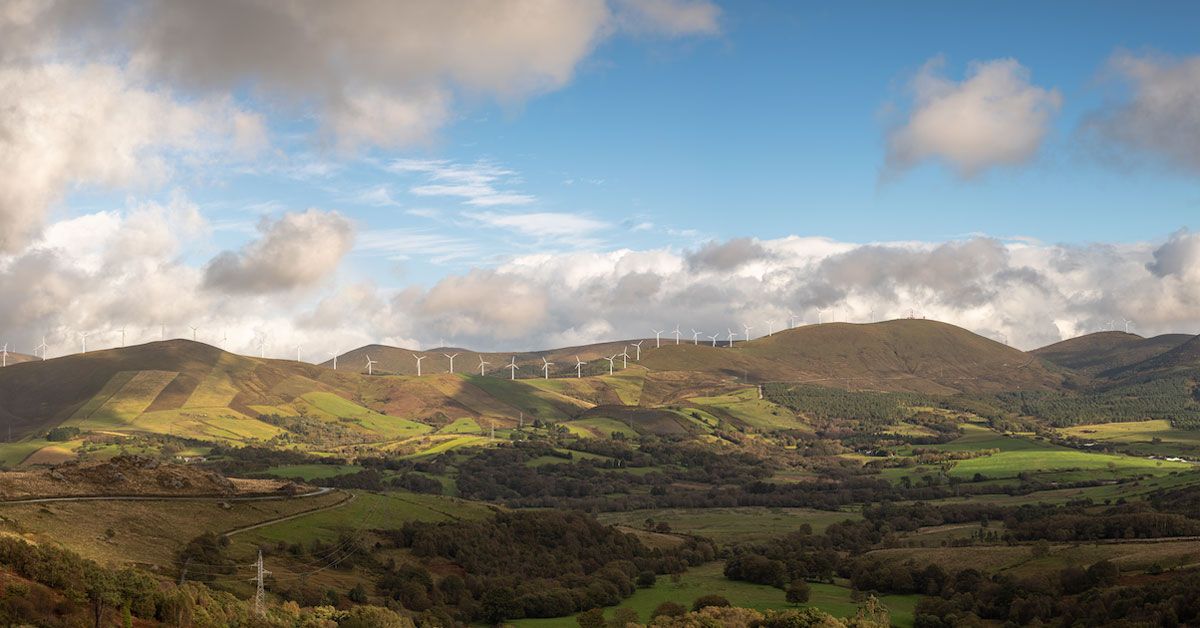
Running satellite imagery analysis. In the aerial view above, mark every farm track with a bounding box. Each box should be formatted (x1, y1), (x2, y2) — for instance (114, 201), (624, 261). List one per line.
(223, 489), (355, 537)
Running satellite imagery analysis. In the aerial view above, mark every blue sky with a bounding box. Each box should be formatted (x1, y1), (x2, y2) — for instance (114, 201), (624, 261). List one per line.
(5, 0), (1200, 354)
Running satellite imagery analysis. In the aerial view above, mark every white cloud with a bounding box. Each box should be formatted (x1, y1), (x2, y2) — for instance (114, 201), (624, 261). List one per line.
(614, 0), (721, 36)
(203, 209), (355, 294)
(0, 62), (262, 252)
(391, 159), (536, 207)
(885, 57), (1062, 178)
(1086, 52), (1200, 172)
(464, 211), (609, 239)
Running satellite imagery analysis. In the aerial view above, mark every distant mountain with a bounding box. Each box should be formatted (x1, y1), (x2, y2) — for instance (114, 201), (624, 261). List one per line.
(1100, 334), (1200, 383)
(335, 319), (1066, 395)
(1032, 331), (1194, 376)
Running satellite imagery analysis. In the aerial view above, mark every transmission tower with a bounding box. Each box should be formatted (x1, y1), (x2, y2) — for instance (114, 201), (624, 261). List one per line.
(253, 550), (271, 616)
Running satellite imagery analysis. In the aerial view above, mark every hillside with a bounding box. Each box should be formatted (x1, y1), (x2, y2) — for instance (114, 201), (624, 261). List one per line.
(639, 319), (1065, 394)
(1102, 334), (1200, 382)
(1032, 331), (1194, 376)
(328, 339), (649, 378)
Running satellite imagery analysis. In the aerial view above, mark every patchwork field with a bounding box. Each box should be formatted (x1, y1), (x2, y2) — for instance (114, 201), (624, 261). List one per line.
(596, 507), (861, 543)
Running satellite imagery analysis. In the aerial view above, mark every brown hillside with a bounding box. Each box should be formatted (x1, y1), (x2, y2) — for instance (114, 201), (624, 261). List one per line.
(1032, 331), (1194, 376)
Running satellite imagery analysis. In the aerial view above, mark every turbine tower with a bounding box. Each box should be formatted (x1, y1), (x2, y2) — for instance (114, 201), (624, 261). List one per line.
(631, 340), (643, 361)
(707, 333), (718, 347)
(258, 335), (267, 358)
(414, 354), (426, 376)
(295, 345), (301, 362)
(329, 351), (339, 370)
(1123, 318), (1134, 334)
(35, 337), (47, 361)
(742, 323), (753, 342)
(788, 313), (800, 328)
(190, 325), (199, 342)
(541, 357), (554, 379)
(691, 329), (702, 344)
(652, 329), (664, 349)
(672, 325), (681, 345)
(1, 344), (7, 367)
(620, 348), (629, 369)
(765, 320), (775, 336)
(726, 328), (737, 347)
(604, 355), (616, 376)
(79, 331), (91, 354)
(444, 353), (459, 374)
(574, 355), (584, 378)
(478, 356), (490, 376)
(505, 357), (518, 380)
(365, 355), (377, 375)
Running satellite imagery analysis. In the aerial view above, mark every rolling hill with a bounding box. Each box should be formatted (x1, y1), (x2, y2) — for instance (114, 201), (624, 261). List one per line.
(1032, 331), (1195, 376)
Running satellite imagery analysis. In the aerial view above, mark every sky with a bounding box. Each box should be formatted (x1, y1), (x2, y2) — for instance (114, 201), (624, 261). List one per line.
(1, 0), (1200, 358)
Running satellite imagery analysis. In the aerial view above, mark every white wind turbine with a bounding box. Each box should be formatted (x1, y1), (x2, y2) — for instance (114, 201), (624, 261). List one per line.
(604, 355), (616, 375)
(35, 337), (47, 361)
(765, 320), (775, 336)
(329, 351), (339, 370)
(726, 328), (737, 347)
(1123, 318), (1134, 334)
(1, 344), (7, 367)
(788, 313), (800, 328)
(258, 335), (267, 358)
(478, 356), (490, 376)
(505, 357), (519, 380)
(620, 347), (629, 369)
(365, 355), (377, 375)
(444, 353), (459, 374)
(118, 326), (127, 348)
(295, 345), (302, 362)
(743, 323), (753, 342)
(631, 340), (643, 361)
(541, 357), (554, 379)
(189, 325), (199, 342)
(691, 329), (702, 345)
(414, 354), (426, 376)
(707, 333), (718, 347)
(79, 331), (92, 354)
(574, 356), (584, 378)
(672, 325), (681, 345)
(652, 328), (664, 349)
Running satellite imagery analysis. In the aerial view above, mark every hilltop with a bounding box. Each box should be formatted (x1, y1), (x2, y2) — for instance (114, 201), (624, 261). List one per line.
(1032, 331), (1195, 376)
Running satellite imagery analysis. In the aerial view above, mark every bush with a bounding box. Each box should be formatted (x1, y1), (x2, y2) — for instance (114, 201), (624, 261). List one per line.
(636, 571), (656, 588)
(786, 580), (811, 604)
(691, 594), (731, 611)
(651, 601), (687, 618)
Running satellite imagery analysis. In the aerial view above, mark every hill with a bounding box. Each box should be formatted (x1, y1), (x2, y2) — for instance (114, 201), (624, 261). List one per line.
(1032, 331), (1194, 376)
(1101, 334), (1200, 382)
(638, 319), (1065, 394)
(2, 351), (38, 366)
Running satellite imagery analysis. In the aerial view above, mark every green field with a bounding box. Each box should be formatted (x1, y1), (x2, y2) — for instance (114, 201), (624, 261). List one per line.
(262, 464), (365, 480)
(559, 417), (638, 438)
(299, 392), (431, 439)
(510, 562), (916, 627)
(948, 448), (1189, 481)
(1060, 420), (1200, 457)
(596, 507), (861, 543)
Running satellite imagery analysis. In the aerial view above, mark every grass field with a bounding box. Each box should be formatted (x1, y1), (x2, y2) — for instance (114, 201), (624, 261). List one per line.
(299, 392), (430, 439)
(510, 562), (916, 627)
(262, 464), (365, 480)
(559, 417), (638, 439)
(438, 417), (482, 434)
(1060, 420), (1200, 457)
(947, 449), (1189, 481)
(596, 507), (861, 543)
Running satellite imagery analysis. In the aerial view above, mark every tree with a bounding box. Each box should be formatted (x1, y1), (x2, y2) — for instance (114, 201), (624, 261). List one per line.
(636, 571), (657, 588)
(692, 594), (731, 611)
(577, 607), (606, 628)
(609, 607), (639, 627)
(786, 580), (811, 605)
(481, 587), (521, 624)
(651, 601), (687, 619)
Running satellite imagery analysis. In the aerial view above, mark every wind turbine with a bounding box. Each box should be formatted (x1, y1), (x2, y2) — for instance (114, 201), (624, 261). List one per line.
(189, 325), (199, 342)
(707, 333), (718, 347)
(1, 344), (7, 367)
(79, 331), (91, 354)
(691, 329), (702, 345)
(505, 357), (518, 380)
(574, 355), (584, 378)
(35, 337), (47, 361)
(541, 357), (554, 379)
(478, 356), (490, 376)
(788, 313), (800, 328)
(604, 355), (616, 376)
(258, 335), (267, 358)
(765, 320), (775, 336)
(743, 323), (753, 343)
(726, 328), (737, 347)
(329, 351), (339, 370)
(672, 325), (681, 345)
(365, 355), (377, 375)
(652, 329), (664, 349)
(631, 341), (643, 361)
(444, 353), (459, 374)
(1123, 318), (1134, 334)
(118, 326), (126, 348)
(414, 354), (426, 376)
(295, 345), (302, 362)
(620, 348), (629, 369)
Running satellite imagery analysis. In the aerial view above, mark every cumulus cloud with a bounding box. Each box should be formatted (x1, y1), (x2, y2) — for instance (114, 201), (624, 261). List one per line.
(885, 57), (1062, 178)
(1086, 52), (1200, 172)
(0, 62), (262, 252)
(203, 209), (355, 294)
(687, 238), (771, 270)
(417, 270), (549, 340)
